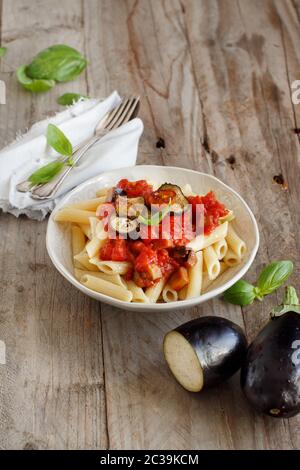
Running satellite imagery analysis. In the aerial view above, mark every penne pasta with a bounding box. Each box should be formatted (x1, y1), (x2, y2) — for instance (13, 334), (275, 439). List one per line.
(182, 183), (196, 197)
(95, 187), (110, 198)
(162, 284), (179, 303)
(72, 225), (86, 269)
(78, 223), (92, 240)
(81, 274), (133, 302)
(88, 217), (108, 241)
(54, 208), (96, 225)
(85, 236), (107, 259)
(219, 210), (235, 223)
(223, 248), (241, 267)
(226, 223), (247, 259)
(145, 278), (166, 304)
(125, 280), (150, 303)
(65, 197), (106, 211)
(202, 262), (228, 292)
(96, 221), (108, 240)
(89, 217), (99, 239)
(89, 257), (132, 275)
(74, 268), (127, 287)
(187, 222), (228, 252)
(73, 250), (99, 271)
(178, 285), (188, 300)
(213, 238), (228, 260)
(186, 251), (203, 299)
(203, 246), (221, 280)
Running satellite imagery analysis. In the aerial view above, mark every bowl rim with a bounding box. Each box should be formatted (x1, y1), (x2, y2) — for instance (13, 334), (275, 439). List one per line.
(46, 165), (260, 310)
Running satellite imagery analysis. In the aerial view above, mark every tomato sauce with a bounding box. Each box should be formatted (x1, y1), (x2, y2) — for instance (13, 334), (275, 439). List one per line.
(99, 181), (229, 288)
(117, 179), (153, 198)
(188, 191), (228, 235)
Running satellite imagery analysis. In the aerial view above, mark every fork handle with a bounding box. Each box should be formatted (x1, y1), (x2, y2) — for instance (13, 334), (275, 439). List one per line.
(31, 132), (105, 200)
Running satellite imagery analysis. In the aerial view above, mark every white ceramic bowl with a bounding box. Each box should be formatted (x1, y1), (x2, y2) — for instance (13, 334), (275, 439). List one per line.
(46, 165), (259, 311)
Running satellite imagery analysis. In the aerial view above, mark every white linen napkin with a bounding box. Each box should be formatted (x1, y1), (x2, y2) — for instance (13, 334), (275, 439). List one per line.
(0, 91), (143, 220)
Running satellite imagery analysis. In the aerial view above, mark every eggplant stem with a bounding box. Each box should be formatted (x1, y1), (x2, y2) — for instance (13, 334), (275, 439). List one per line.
(271, 286), (300, 318)
(283, 285), (299, 305)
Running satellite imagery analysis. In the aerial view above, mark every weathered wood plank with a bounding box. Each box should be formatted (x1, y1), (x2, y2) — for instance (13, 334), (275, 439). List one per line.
(1, 0), (300, 450)
(0, 0), (107, 450)
(83, 0), (253, 450)
(184, 0), (300, 448)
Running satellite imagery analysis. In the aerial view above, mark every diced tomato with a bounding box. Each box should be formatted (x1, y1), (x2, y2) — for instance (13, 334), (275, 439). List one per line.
(168, 212), (194, 246)
(157, 248), (179, 278)
(152, 238), (174, 250)
(128, 240), (146, 254)
(133, 245), (161, 288)
(100, 239), (130, 262)
(135, 245), (158, 273)
(124, 267), (134, 281)
(116, 179), (153, 198)
(188, 191), (228, 235)
(145, 189), (176, 206)
(138, 211), (194, 246)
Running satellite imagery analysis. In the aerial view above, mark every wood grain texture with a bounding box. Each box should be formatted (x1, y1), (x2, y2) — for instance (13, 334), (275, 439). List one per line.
(0, 0), (300, 449)
(0, 0), (107, 450)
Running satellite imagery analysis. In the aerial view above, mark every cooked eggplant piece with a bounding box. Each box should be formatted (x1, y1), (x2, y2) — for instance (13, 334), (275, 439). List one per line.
(241, 286), (300, 418)
(106, 186), (127, 202)
(170, 246), (195, 265)
(148, 183), (189, 213)
(168, 267), (189, 291)
(115, 195), (146, 218)
(164, 316), (247, 392)
(109, 215), (139, 236)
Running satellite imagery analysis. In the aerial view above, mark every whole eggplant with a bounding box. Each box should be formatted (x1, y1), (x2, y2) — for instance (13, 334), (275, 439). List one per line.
(164, 316), (247, 392)
(241, 286), (300, 418)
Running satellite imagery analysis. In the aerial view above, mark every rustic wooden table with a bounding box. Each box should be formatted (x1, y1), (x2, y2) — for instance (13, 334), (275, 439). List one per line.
(1, 0), (300, 450)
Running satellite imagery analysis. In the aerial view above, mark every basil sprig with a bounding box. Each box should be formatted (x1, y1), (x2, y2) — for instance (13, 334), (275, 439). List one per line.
(17, 65), (55, 93)
(223, 260), (294, 306)
(0, 47), (7, 58)
(28, 124), (73, 185)
(138, 206), (172, 226)
(57, 93), (88, 106)
(256, 261), (293, 296)
(26, 45), (87, 82)
(28, 161), (65, 185)
(46, 124), (72, 157)
(17, 44), (87, 93)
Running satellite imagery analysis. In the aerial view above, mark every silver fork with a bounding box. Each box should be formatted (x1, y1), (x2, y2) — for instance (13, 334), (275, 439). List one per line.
(17, 96), (140, 199)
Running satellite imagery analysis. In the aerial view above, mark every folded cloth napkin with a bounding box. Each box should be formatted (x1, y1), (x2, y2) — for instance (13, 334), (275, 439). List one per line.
(0, 91), (143, 220)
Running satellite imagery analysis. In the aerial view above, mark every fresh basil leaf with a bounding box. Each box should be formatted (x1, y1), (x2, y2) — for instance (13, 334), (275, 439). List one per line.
(26, 44), (87, 83)
(17, 65), (55, 93)
(57, 93), (88, 105)
(256, 260), (293, 296)
(0, 47), (7, 58)
(138, 206), (172, 226)
(47, 124), (73, 157)
(223, 280), (256, 306)
(28, 160), (65, 185)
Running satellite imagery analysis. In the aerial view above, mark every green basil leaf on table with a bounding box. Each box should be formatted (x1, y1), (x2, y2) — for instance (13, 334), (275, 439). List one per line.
(28, 161), (65, 185)
(47, 124), (73, 157)
(223, 280), (256, 306)
(0, 47), (7, 58)
(57, 92), (88, 105)
(26, 44), (87, 83)
(256, 260), (294, 296)
(17, 65), (55, 93)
